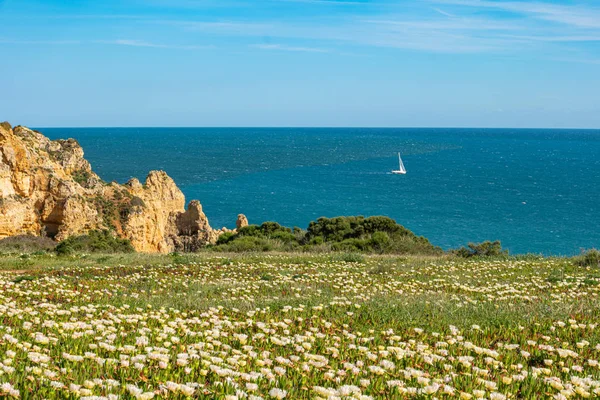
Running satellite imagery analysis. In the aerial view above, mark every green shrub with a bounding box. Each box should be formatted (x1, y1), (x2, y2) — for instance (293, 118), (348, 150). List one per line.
(55, 230), (135, 255)
(93, 196), (118, 229)
(216, 232), (236, 245)
(72, 169), (92, 187)
(260, 221), (290, 235)
(270, 230), (296, 243)
(237, 225), (263, 238)
(211, 215), (440, 255)
(370, 231), (391, 252)
(215, 236), (273, 252)
(309, 236), (324, 245)
(454, 240), (508, 258)
(12, 275), (36, 284)
(331, 252), (365, 263)
(574, 249), (600, 268)
(306, 216), (410, 242)
(331, 238), (369, 252)
(0, 235), (56, 253)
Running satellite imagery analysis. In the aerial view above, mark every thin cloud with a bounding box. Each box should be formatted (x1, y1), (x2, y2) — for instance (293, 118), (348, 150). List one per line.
(363, 18), (521, 31)
(96, 39), (213, 50)
(432, 7), (455, 18)
(277, 0), (370, 4)
(434, 0), (600, 28)
(251, 43), (329, 52)
(0, 38), (81, 45)
(497, 34), (600, 43)
(176, 18), (524, 53)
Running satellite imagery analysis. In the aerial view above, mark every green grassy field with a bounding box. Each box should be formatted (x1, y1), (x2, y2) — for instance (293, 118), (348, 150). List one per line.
(1, 252), (599, 399)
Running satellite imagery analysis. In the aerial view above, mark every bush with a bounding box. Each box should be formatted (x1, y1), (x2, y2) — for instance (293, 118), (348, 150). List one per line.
(210, 215), (441, 255)
(574, 249), (600, 268)
(55, 230), (135, 255)
(72, 169), (92, 187)
(0, 235), (56, 253)
(331, 238), (369, 252)
(331, 252), (365, 263)
(370, 231), (391, 252)
(270, 230), (296, 243)
(236, 225), (263, 238)
(12, 275), (36, 284)
(216, 236), (273, 252)
(454, 240), (508, 258)
(216, 232), (236, 245)
(306, 216), (410, 242)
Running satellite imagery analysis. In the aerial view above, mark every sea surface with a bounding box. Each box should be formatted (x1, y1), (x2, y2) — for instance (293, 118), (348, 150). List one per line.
(41, 127), (600, 255)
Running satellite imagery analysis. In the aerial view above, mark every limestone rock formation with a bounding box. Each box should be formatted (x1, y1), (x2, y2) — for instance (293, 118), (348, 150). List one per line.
(236, 214), (249, 229)
(0, 122), (237, 253)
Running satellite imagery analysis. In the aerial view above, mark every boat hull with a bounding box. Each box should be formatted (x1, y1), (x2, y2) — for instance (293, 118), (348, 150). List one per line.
(391, 170), (406, 175)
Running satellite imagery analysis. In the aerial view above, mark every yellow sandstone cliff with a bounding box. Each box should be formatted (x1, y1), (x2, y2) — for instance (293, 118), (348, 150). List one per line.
(0, 122), (241, 253)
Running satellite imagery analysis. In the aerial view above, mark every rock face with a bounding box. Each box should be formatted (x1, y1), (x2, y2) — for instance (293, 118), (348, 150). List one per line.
(236, 214), (249, 229)
(0, 122), (237, 253)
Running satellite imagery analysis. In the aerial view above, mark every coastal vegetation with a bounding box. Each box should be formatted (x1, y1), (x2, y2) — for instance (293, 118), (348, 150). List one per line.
(452, 240), (508, 259)
(54, 230), (136, 256)
(0, 251), (600, 399)
(574, 249), (600, 268)
(1, 215), (442, 256)
(215, 216), (441, 255)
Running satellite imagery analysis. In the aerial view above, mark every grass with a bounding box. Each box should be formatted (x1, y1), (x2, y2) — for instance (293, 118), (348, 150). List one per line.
(0, 252), (599, 399)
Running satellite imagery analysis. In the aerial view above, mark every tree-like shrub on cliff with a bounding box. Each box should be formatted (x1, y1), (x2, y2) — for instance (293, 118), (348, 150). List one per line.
(453, 240), (508, 258)
(72, 169), (93, 188)
(55, 230), (135, 255)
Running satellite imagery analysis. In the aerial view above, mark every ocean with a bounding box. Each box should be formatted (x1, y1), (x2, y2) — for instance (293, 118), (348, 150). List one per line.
(41, 127), (600, 255)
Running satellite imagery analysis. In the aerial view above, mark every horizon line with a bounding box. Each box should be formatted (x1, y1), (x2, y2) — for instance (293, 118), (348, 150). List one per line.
(29, 125), (600, 131)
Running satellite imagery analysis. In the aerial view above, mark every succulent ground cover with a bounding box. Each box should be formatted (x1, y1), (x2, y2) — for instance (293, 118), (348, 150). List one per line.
(1, 253), (599, 399)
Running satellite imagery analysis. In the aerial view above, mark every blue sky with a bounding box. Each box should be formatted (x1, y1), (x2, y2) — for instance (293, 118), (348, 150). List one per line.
(0, 0), (599, 128)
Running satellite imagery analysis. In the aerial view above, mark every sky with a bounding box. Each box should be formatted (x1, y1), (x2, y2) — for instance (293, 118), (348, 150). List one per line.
(0, 0), (599, 128)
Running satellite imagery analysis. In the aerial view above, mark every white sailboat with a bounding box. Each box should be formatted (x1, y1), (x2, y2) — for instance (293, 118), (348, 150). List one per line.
(392, 152), (407, 175)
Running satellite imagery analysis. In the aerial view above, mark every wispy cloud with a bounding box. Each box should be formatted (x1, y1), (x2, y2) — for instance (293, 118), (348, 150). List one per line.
(169, 0), (600, 56)
(277, 0), (370, 4)
(434, 0), (600, 28)
(496, 34), (600, 43)
(3, 0), (600, 59)
(175, 17), (530, 53)
(0, 37), (213, 50)
(95, 39), (213, 50)
(251, 43), (329, 52)
(432, 7), (455, 18)
(0, 38), (81, 45)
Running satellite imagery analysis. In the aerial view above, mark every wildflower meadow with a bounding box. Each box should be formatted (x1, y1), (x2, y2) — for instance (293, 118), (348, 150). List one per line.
(1, 253), (599, 399)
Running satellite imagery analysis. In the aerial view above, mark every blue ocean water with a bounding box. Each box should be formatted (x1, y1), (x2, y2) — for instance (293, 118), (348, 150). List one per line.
(41, 127), (600, 255)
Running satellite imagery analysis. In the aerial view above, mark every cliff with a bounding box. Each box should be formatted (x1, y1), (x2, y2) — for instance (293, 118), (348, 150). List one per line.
(0, 122), (242, 253)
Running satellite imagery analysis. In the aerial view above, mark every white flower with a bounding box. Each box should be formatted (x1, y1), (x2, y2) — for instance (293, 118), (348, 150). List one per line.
(269, 388), (287, 399)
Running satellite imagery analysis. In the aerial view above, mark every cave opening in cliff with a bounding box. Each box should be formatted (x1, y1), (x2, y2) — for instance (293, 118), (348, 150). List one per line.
(42, 223), (59, 240)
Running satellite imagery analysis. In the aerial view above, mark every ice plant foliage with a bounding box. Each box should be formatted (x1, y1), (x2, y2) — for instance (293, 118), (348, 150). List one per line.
(0, 256), (600, 398)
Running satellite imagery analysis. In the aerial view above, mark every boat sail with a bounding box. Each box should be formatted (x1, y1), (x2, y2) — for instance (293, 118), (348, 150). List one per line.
(392, 152), (407, 175)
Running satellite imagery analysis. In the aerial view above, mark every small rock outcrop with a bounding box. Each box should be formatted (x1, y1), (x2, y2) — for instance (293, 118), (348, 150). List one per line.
(236, 214), (249, 230)
(0, 122), (239, 253)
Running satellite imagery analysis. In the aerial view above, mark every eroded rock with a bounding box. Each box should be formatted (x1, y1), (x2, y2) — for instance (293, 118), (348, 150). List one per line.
(0, 122), (237, 253)
(236, 214), (249, 230)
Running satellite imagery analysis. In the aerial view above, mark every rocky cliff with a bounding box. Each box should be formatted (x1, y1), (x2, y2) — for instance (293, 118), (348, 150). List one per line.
(0, 122), (243, 253)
